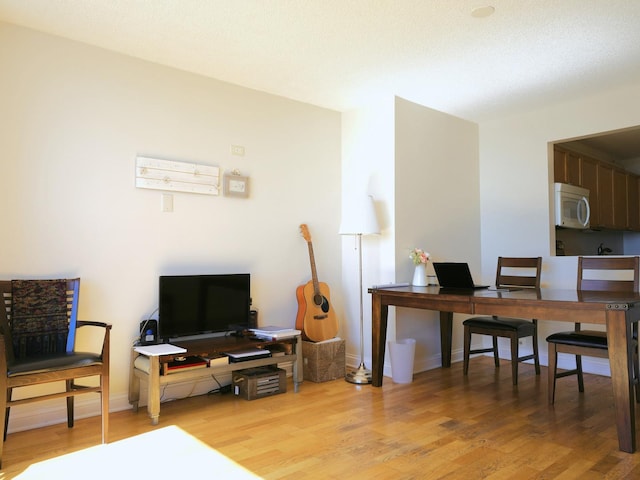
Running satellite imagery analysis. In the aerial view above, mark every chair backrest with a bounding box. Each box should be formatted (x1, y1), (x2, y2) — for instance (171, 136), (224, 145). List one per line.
(577, 256), (640, 292)
(495, 257), (542, 288)
(0, 279), (80, 361)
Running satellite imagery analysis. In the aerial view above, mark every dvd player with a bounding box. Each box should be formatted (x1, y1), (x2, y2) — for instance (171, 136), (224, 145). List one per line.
(224, 348), (271, 363)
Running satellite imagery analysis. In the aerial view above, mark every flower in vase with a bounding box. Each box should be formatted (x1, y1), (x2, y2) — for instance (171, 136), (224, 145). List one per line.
(409, 248), (430, 266)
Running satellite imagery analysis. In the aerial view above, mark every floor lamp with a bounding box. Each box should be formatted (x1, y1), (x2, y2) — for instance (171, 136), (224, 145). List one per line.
(339, 194), (380, 384)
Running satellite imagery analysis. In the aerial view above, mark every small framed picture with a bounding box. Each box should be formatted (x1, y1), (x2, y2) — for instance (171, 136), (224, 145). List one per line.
(223, 174), (249, 198)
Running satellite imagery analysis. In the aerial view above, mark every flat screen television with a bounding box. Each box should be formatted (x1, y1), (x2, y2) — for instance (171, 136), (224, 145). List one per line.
(159, 273), (251, 341)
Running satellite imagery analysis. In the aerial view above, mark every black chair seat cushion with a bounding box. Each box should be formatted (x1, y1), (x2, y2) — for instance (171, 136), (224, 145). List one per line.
(463, 316), (535, 333)
(7, 351), (102, 377)
(546, 330), (607, 349)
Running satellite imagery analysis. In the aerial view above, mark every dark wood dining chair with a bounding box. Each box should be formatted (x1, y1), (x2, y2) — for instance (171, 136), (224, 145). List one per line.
(546, 256), (640, 404)
(0, 278), (111, 468)
(463, 257), (542, 386)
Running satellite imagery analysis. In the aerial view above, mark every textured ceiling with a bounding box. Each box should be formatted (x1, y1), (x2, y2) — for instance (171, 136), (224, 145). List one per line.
(2, 0), (640, 125)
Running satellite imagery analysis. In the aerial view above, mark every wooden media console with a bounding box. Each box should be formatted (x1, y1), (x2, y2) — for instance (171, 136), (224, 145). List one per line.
(129, 334), (302, 424)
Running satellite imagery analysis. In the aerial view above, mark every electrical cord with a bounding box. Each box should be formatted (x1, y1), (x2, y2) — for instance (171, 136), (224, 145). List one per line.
(207, 373), (232, 395)
(207, 373), (224, 395)
(161, 378), (206, 402)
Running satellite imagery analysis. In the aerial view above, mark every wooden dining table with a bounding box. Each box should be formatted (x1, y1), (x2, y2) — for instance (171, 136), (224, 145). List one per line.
(369, 285), (640, 453)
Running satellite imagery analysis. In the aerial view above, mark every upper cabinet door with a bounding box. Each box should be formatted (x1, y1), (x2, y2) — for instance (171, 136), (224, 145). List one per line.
(581, 155), (599, 227)
(613, 168), (628, 229)
(597, 163), (615, 229)
(554, 148), (580, 185)
(553, 148), (567, 183)
(628, 174), (640, 231)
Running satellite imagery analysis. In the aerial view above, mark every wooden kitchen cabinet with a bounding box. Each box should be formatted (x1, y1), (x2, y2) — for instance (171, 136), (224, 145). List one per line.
(597, 162), (614, 229)
(627, 174), (640, 231)
(554, 147), (580, 185)
(581, 155), (599, 227)
(553, 147), (639, 231)
(613, 168), (628, 229)
(553, 148), (566, 183)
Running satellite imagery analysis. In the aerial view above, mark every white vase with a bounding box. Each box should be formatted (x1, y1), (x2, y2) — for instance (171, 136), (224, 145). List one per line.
(412, 263), (427, 286)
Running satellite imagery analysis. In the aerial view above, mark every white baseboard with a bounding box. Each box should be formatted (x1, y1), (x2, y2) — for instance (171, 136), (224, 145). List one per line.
(6, 392), (132, 435)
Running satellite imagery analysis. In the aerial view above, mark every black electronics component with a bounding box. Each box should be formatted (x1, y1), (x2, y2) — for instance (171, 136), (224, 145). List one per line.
(249, 309), (258, 329)
(139, 319), (158, 345)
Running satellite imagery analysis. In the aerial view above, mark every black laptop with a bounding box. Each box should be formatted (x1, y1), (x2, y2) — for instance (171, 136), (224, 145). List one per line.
(433, 262), (489, 289)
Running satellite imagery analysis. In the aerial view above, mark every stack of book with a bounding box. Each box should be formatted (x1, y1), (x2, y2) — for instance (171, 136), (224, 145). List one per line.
(203, 354), (229, 367)
(249, 326), (301, 341)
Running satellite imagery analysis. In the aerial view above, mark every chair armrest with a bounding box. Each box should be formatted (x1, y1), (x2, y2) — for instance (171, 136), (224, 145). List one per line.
(77, 320), (112, 329)
(76, 321), (111, 362)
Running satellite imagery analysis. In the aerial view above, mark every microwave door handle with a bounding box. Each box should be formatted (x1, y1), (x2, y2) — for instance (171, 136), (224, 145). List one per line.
(578, 196), (590, 226)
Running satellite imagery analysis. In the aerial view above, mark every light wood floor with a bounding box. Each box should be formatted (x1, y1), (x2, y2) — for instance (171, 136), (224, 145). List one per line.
(2, 357), (640, 479)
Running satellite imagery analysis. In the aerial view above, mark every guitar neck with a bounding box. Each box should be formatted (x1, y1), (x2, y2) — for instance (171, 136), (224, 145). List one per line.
(307, 242), (321, 294)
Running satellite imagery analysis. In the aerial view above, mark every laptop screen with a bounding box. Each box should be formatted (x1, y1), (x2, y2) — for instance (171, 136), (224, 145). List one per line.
(433, 262), (488, 289)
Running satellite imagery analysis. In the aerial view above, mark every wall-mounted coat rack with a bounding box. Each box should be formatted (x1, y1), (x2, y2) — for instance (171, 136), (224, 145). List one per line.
(135, 156), (220, 195)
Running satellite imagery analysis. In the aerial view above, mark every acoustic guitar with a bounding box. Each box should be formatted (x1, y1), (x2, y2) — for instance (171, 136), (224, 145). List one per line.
(295, 224), (338, 342)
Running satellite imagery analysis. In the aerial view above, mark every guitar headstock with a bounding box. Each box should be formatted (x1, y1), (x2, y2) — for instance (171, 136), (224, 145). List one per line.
(300, 224), (311, 243)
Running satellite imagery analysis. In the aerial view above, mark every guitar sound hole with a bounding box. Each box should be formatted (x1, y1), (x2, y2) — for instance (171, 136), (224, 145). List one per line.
(314, 294), (330, 313)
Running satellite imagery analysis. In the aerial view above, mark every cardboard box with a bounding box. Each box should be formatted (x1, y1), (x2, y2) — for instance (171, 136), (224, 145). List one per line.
(302, 338), (345, 382)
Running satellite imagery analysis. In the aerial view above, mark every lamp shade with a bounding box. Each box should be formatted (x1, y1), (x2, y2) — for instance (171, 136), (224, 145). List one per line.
(339, 195), (380, 235)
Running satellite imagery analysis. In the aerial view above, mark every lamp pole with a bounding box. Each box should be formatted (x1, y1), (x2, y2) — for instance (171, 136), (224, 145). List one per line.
(345, 232), (371, 384)
(340, 194), (380, 385)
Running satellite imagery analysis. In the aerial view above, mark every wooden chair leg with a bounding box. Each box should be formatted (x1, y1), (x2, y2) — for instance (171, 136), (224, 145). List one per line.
(3, 388), (11, 442)
(66, 380), (74, 428)
(510, 334), (519, 386)
(463, 327), (471, 376)
(0, 388), (7, 468)
(101, 373), (109, 444)
(548, 343), (558, 404)
(635, 346), (640, 403)
(532, 321), (541, 375)
(492, 336), (499, 367)
(575, 355), (584, 392)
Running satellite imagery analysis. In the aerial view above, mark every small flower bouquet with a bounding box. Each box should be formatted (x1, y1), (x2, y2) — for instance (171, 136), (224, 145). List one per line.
(409, 248), (430, 266)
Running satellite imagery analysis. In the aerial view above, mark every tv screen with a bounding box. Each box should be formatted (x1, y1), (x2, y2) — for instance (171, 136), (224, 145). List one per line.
(159, 274), (250, 341)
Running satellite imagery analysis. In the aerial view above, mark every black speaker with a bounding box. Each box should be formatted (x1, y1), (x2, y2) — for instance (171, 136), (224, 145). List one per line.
(249, 309), (258, 329)
(139, 319), (158, 345)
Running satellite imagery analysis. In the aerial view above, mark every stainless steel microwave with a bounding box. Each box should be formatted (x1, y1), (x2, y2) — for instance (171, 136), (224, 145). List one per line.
(554, 182), (590, 229)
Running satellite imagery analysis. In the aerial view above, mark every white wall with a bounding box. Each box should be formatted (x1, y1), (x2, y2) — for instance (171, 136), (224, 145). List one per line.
(341, 97), (480, 376)
(480, 82), (640, 374)
(0, 23), (342, 431)
(393, 97), (480, 371)
(341, 99), (395, 368)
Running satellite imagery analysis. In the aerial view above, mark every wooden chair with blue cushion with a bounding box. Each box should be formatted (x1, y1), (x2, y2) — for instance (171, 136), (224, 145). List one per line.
(0, 278), (111, 468)
(463, 257), (542, 385)
(546, 256), (640, 404)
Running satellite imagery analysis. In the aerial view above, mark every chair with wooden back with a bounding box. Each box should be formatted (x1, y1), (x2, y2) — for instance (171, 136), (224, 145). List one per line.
(463, 257), (543, 386)
(546, 256), (640, 404)
(0, 278), (111, 468)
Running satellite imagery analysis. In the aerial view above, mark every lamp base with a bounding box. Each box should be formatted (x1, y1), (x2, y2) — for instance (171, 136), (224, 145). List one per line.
(345, 363), (372, 385)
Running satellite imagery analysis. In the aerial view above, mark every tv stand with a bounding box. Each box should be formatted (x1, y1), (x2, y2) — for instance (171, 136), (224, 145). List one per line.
(128, 334), (302, 425)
